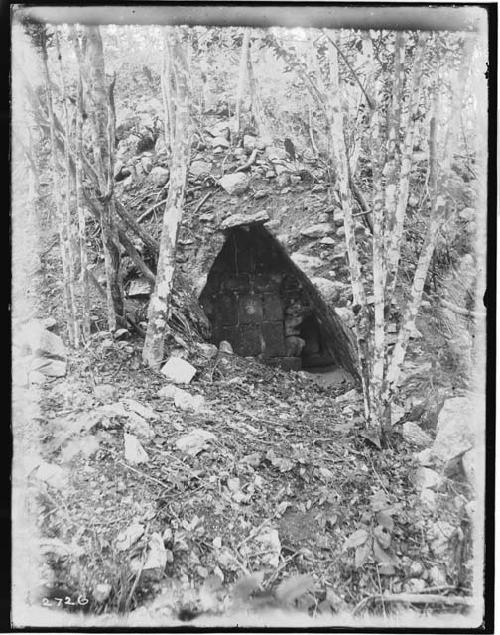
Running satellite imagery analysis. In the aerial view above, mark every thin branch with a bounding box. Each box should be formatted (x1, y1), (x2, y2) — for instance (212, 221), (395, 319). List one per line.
(191, 190), (214, 215)
(321, 30), (374, 110)
(137, 198), (168, 224)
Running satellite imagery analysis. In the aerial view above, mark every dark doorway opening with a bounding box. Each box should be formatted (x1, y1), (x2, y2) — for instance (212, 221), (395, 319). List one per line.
(200, 224), (356, 378)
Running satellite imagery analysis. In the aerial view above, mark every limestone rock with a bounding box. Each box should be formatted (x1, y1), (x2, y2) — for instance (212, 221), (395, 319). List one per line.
(175, 429), (215, 456)
(211, 136), (230, 148)
(311, 277), (342, 304)
(243, 134), (257, 150)
(161, 357), (197, 384)
(319, 236), (335, 246)
(206, 121), (231, 138)
(219, 173), (249, 195)
(17, 320), (66, 359)
(427, 521), (455, 558)
(116, 520), (145, 551)
(276, 172), (291, 186)
(335, 307), (355, 328)
(290, 253), (322, 275)
(220, 210), (269, 230)
(266, 146), (286, 161)
(122, 398), (157, 421)
(158, 384), (205, 413)
(402, 422), (432, 447)
(195, 342), (218, 358)
(174, 390), (205, 413)
(301, 223), (335, 238)
(190, 160), (212, 177)
(128, 277), (152, 297)
(155, 136), (168, 154)
(124, 433), (149, 465)
(459, 207), (475, 222)
(413, 467), (442, 490)
(149, 166), (169, 187)
(35, 461), (67, 490)
(335, 388), (362, 403)
(141, 532), (167, 578)
(415, 447), (433, 466)
(431, 396), (481, 463)
(219, 340), (233, 354)
(391, 403), (406, 424)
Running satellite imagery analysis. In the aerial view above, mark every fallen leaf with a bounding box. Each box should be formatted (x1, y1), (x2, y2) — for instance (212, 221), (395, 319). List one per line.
(370, 490), (389, 512)
(355, 537), (372, 568)
(175, 429), (215, 456)
(342, 528), (369, 552)
(373, 539), (399, 568)
(116, 521), (145, 551)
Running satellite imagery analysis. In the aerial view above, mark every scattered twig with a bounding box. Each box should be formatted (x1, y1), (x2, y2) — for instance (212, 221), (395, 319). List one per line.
(236, 518), (270, 551)
(137, 198), (168, 223)
(266, 551), (301, 587)
(117, 459), (172, 490)
(352, 209), (373, 218)
(191, 191), (214, 216)
(368, 458), (389, 496)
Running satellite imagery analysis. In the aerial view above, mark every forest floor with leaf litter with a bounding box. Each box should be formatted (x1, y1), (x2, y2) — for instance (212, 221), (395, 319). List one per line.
(22, 331), (475, 625)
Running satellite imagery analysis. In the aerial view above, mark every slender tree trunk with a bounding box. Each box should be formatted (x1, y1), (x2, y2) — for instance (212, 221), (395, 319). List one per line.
(235, 29), (250, 136)
(324, 33), (371, 418)
(23, 70), (159, 291)
(199, 52), (209, 113)
(247, 37), (269, 138)
(40, 30), (75, 346)
(74, 67), (91, 340)
(142, 26), (192, 368)
(55, 30), (80, 347)
(367, 36), (387, 429)
(386, 50), (470, 396)
(85, 25), (123, 330)
(161, 46), (175, 151)
(383, 33), (406, 257)
(384, 33), (428, 303)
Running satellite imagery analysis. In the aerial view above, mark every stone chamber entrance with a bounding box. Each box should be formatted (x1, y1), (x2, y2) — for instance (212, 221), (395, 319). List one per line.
(199, 224), (358, 379)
